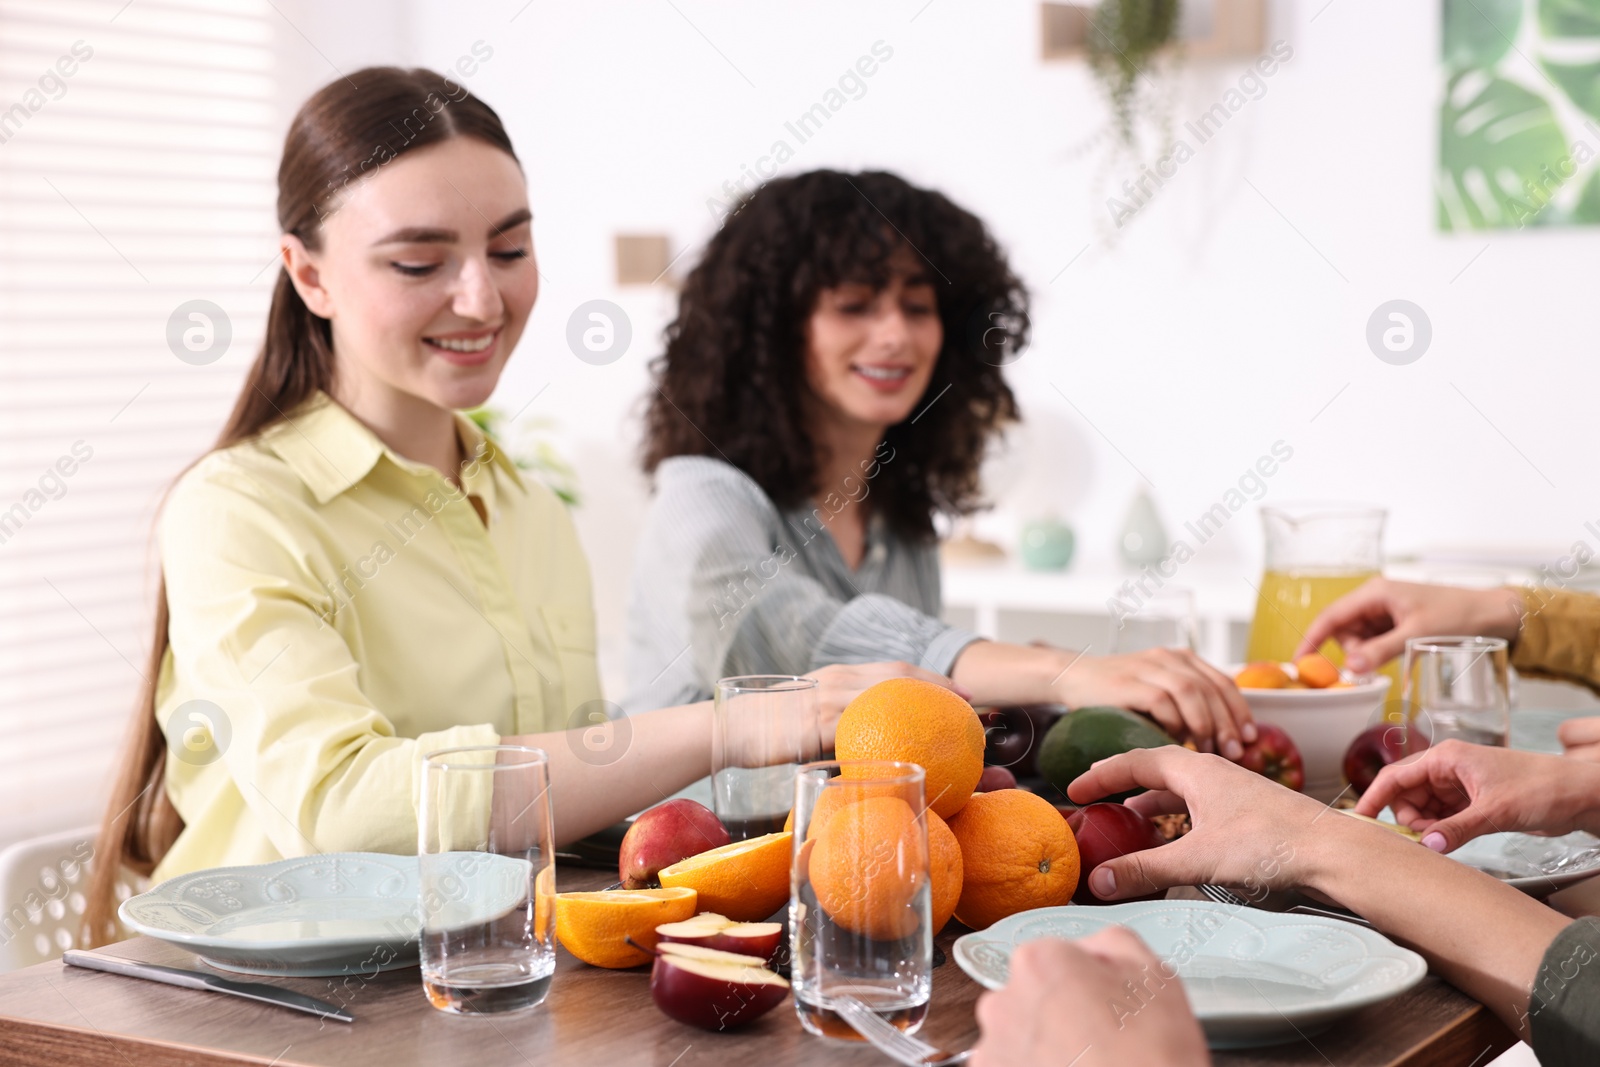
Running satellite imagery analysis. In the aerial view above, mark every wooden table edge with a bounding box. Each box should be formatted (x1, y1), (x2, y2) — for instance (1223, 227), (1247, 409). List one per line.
(0, 1008), (287, 1067)
(1384, 998), (1516, 1067)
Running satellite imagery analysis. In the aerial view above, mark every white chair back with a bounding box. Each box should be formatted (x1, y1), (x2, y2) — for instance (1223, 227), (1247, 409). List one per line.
(0, 826), (138, 972)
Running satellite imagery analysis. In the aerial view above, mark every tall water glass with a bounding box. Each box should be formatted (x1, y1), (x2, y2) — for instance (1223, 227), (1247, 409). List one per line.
(713, 675), (822, 840)
(1107, 585), (1199, 654)
(419, 745), (557, 1014)
(1403, 636), (1512, 747)
(791, 760), (932, 1040)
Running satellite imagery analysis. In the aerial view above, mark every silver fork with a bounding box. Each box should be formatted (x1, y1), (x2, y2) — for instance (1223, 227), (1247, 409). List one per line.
(1198, 883), (1374, 928)
(833, 995), (971, 1067)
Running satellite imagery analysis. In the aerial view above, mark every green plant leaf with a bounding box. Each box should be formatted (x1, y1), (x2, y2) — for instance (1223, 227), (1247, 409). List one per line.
(1539, 0), (1600, 37)
(1442, 0), (1522, 70)
(1438, 71), (1570, 229)
(1541, 58), (1600, 118)
(1573, 168), (1600, 221)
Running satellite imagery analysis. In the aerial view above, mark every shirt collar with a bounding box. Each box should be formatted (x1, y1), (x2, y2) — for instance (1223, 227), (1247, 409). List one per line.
(264, 392), (526, 505)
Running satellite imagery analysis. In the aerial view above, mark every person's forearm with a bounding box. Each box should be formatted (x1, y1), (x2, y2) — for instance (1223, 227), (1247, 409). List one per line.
(1307, 820), (1570, 1039)
(507, 701), (715, 845)
(949, 640), (1073, 707)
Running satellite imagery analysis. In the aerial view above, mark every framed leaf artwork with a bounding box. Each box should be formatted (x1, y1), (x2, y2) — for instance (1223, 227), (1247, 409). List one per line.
(1438, 0), (1600, 229)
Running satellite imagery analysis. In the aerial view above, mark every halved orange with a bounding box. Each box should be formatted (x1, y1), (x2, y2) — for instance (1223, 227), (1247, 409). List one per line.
(554, 886), (697, 968)
(658, 832), (792, 922)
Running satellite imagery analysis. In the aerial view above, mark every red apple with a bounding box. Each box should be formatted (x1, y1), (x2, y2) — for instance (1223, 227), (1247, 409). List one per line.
(650, 942), (789, 1030)
(976, 765), (1017, 792)
(1235, 723), (1305, 791)
(655, 912), (784, 967)
(1065, 803), (1166, 905)
(620, 800), (731, 890)
(1343, 722), (1429, 794)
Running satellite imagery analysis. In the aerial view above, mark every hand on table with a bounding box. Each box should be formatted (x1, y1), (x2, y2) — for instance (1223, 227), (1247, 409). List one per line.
(1293, 577), (1524, 673)
(1065, 746), (1329, 901)
(1055, 647), (1256, 760)
(971, 928), (1209, 1067)
(1353, 740), (1600, 851)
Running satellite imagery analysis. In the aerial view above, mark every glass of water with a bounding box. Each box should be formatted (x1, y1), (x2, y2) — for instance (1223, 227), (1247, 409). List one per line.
(1107, 584), (1200, 655)
(1402, 636), (1512, 747)
(419, 745), (556, 1015)
(791, 759), (932, 1040)
(713, 675), (822, 841)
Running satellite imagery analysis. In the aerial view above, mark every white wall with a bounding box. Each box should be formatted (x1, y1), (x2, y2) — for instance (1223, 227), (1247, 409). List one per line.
(344, 0), (1600, 694)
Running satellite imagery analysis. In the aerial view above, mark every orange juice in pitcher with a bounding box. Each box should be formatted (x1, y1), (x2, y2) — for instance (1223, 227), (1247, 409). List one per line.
(1245, 506), (1397, 691)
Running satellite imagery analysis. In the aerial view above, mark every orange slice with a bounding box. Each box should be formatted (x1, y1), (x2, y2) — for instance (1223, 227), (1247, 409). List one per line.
(554, 886), (698, 968)
(658, 832), (792, 922)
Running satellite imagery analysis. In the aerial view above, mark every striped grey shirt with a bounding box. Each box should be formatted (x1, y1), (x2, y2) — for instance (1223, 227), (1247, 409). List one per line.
(623, 456), (980, 713)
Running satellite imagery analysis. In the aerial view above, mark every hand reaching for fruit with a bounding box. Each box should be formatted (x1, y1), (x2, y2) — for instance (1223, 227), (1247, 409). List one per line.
(1052, 647), (1256, 759)
(1354, 740), (1600, 852)
(1293, 577), (1524, 674)
(1065, 746), (1336, 901)
(971, 928), (1208, 1067)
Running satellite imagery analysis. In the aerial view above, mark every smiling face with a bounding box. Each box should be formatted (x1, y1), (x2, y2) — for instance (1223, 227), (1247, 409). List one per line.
(802, 258), (943, 436)
(283, 136), (537, 415)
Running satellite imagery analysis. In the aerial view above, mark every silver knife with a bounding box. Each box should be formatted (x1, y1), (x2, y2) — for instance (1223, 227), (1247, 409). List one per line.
(62, 950), (355, 1023)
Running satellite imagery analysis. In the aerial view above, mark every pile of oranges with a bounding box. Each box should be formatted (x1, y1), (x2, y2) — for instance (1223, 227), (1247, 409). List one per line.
(821, 677), (1080, 935)
(556, 678), (1083, 970)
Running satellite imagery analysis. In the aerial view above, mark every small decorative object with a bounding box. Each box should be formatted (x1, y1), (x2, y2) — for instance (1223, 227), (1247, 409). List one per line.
(1020, 515), (1076, 571)
(465, 406), (581, 506)
(1118, 489), (1169, 567)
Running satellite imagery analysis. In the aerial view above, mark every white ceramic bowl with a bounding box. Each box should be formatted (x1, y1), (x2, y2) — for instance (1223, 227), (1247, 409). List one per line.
(1230, 668), (1391, 800)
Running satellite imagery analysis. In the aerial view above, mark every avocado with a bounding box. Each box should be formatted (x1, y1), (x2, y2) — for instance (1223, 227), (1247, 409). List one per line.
(1037, 706), (1178, 802)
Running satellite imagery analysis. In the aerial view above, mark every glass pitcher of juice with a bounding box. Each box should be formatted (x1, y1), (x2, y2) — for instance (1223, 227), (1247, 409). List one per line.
(1245, 505), (1392, 685)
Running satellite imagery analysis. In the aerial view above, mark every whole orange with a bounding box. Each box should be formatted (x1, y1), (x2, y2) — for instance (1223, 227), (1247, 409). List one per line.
(947, 789), (1078, 930)
(834, 678), (985, 820)
(926, 810), (963, 935)
(809, 796), (926, 941)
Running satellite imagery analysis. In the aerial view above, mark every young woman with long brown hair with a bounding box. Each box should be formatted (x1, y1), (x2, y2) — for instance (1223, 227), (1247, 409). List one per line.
(629, 170), (1253, 753)
(82, 69), (948, 946)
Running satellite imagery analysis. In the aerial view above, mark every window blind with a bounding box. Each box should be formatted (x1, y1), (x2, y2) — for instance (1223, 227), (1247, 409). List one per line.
(0, 0), (278, 849)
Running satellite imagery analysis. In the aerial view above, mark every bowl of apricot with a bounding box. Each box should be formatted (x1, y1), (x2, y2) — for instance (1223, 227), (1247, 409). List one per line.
(1230, 656), (1391, 801)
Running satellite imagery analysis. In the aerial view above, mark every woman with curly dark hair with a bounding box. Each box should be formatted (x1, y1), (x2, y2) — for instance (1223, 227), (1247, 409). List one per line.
(627, 169), (1253, 754)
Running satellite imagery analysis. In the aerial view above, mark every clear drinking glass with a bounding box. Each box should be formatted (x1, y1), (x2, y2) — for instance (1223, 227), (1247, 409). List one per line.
(713, 675), (822, 841)
(791, 760), (932, 1040)
(419, 745), (557, 1015)
(1107, 585), (1199, 654)
(1402, 636), (1512, 747)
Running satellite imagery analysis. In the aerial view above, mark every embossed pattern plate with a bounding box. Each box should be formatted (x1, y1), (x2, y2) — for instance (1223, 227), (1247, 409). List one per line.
(953, 901), (1427, 1049)
(1448, 829), (1600, 895)
(120, 852), (529, 977)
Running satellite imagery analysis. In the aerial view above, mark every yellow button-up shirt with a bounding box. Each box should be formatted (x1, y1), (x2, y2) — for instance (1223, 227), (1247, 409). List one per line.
(151, 393), (601, 881)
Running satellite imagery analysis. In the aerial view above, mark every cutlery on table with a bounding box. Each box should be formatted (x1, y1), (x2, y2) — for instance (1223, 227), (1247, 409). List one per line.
(62, 950), (355, 1023)
(1197, 884), (1374, 928)
(833, 994), (970, 1066)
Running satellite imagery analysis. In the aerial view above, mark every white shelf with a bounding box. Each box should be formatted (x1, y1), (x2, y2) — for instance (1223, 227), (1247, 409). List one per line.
(940, 557), (1259, 662)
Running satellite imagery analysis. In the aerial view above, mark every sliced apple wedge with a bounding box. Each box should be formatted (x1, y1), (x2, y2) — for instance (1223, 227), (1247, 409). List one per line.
(655, 912), (784, 966)
(650, 942), (789, 1031)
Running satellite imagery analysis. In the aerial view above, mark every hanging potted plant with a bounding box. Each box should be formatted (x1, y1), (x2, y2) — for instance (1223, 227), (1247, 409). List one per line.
(1086, 0), (1182, 148)
(1076, 0), (1184, 238)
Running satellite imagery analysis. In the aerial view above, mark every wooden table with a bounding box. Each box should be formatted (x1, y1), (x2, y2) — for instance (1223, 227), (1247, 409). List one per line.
(0, 865), (1552, 1067)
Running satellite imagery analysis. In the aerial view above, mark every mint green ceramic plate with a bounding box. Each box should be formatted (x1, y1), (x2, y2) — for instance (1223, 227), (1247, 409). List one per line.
(120, 852), (530, 977)
(953, 901), (1426, 1049)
